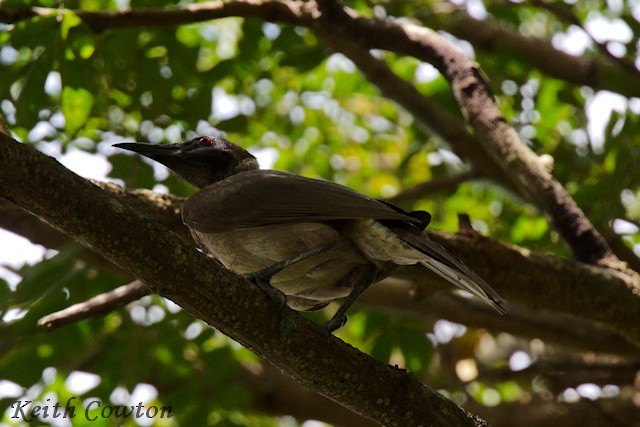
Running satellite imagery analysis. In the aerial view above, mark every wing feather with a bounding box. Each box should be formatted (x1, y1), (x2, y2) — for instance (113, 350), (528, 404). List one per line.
(182, 170), (419, 232)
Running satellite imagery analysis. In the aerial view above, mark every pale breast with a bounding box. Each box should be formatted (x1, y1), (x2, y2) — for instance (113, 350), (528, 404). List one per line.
(192, 222), (339, 272)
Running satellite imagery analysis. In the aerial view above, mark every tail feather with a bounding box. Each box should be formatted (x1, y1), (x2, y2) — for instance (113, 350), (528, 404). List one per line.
(420, 256), (506, 314)
(384, 221), (506, 314)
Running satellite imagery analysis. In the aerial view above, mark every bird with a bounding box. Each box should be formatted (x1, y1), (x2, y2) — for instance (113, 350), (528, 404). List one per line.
(114, 136), (505, 331)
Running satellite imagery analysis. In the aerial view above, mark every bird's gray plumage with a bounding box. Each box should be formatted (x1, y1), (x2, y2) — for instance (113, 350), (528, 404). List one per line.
(182, 170), (421, 232)
(115, 137), (506, 330)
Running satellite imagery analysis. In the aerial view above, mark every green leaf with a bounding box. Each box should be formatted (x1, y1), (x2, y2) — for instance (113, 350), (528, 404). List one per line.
(217, 115), (249, 133)
(60, 11), (82, 40)
(108, 153), (158, 190)
(14, 46), (55, 127)
(0, 278), (11, 313)
(10, 246), (81, 307)
(61, 86), (95, 135)
(510, 216), (549, 243)
(280, 44), (329, 73)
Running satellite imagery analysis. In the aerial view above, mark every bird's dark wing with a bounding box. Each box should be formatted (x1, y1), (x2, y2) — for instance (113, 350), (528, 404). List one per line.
(182, 170), (420, 232)
(384, 221), (506, 314)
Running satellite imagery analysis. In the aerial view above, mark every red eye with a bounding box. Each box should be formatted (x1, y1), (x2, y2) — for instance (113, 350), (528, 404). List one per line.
(198, 136), (212, 146)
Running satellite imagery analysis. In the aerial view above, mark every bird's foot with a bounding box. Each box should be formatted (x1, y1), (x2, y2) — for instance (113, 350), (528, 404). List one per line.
(262, 284), (288, 310)
(246, 244), (333, 285)
(245, 244), (334, 310)
(324, 314), (348, 332)
(322, 265), (378, 333)
(244, 274), (288, 310)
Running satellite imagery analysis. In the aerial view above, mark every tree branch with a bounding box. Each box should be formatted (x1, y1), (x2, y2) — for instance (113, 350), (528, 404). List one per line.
(477, 360), (640, 391)
(3, 172), (640, 353)
(0, 0), (619, 266)
(528, 0), (640, 76)
(602, 226), (640, 274)
(440, 11), (640, 97)
(5, 2), (640, 99)
(388, 170), (481, 204)
(411, 229), (640, 349)
(0, 1), (312, 30)
(358, 280), (640, 358)
(466, 395), (640, 427)
(312, 35), (523, 196)
(38, 280), (148, 331)
(308, 1), (616, 266)
(0, 135), (487, 426)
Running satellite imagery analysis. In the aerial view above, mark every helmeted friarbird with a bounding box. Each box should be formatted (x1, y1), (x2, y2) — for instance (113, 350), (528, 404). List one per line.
(115, 136), (505, 331)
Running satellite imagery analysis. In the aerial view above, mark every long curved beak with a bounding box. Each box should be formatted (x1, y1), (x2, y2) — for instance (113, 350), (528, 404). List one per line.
(113, 142), (184, 160)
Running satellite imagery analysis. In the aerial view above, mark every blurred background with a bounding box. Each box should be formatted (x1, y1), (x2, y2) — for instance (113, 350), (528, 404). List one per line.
(1, 0), (640, 425)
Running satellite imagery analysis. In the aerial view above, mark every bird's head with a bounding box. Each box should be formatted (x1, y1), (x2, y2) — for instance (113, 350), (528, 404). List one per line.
(113, 136), (259, 188)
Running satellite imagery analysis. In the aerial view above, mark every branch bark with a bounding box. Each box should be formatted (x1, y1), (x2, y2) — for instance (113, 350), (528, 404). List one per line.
(0, 135), (487, 426)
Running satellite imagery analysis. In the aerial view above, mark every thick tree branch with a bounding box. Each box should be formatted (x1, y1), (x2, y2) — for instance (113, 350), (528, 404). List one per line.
(0, 135), (487, 426)
(308, 1), (616, 266)
(5, 2), (640, 98)
(0, 182), (189, 275)
(0, 1), (313, 30)
(414, 229), (640, 348)
(358, 281), (640, 358)
(3, 176), (640, 353)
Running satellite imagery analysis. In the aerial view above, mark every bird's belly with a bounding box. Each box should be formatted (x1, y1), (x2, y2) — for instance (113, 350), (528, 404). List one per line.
(191, 222), (370, 307)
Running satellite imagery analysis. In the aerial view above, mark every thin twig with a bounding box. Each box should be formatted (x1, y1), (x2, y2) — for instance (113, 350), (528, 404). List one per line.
(38, 280), (149, 331)
(388, 170), (481, 203)
(530, 0), (640, 75)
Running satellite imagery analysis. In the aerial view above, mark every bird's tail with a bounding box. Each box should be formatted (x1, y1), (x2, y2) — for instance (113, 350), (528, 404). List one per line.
(419, 256), (506, 314)
(383, 221), (506, 314)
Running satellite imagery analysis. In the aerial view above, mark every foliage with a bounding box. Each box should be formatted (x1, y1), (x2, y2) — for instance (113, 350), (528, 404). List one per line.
(1, 0), (640, 425)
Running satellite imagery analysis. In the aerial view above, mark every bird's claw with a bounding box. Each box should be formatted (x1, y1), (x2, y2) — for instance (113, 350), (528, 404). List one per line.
(245, 274), (288, 310)
(324, 314), (347, 332)
(264, 285), (288, 311)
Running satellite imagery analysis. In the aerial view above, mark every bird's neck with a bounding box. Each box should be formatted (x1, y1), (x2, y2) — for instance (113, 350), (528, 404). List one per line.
(201, 156), (260, 187)
(232, 157), (260, 175)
